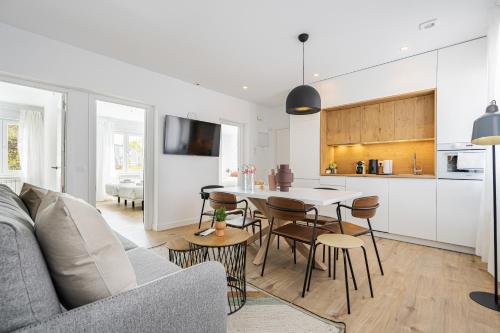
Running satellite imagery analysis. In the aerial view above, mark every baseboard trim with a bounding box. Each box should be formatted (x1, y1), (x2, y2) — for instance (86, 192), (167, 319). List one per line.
(373, 231), (475, 254)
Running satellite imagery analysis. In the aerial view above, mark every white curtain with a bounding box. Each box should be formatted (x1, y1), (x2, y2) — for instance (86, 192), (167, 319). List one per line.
(96, 118), (115, 202)
(19, 110), (44, 187)
(476, 6), (500, 282)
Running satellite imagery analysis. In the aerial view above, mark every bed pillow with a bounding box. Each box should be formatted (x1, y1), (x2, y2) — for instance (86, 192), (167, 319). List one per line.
(19, 187), (48, 219)
(35, 195), (137, 309)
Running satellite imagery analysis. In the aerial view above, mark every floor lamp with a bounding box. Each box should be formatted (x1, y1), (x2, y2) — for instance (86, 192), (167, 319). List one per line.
(470, 100), (500, 312)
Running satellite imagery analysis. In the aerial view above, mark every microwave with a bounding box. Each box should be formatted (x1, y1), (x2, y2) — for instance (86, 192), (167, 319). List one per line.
(437, 143), (485, 180)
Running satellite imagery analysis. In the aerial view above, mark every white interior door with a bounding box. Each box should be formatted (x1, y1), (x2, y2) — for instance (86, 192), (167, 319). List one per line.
(275, 128), (290, 166)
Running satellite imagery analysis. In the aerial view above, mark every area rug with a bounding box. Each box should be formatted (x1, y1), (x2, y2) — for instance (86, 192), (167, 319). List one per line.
(151, 245), (345, 333)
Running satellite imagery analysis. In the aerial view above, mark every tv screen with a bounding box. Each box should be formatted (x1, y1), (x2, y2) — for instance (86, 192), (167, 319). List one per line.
(163, 115), (221, 156)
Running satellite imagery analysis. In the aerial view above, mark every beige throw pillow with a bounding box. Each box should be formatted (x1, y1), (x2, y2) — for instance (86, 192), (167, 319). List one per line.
(35, 195), (137, 309)
(20, 187), (48, 219)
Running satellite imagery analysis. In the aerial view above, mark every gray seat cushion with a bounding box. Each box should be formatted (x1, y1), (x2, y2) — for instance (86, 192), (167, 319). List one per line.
(0, 185), (62, 333)
(127, 247), (181, 285)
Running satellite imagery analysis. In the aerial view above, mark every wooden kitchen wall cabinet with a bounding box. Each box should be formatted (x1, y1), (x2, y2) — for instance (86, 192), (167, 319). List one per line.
(323, 89), (435, 146)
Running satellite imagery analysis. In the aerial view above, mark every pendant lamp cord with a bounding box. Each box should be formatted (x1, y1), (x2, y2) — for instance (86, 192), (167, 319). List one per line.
(302, 41), (305, 85)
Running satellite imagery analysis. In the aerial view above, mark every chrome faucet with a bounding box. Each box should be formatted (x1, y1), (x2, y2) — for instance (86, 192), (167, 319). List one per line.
(413, 153), (422, 175)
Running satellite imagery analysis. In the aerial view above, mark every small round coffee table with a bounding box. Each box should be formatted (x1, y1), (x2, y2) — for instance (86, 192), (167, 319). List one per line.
(164, 238), (201, 269)
(185, 229), (250, 314)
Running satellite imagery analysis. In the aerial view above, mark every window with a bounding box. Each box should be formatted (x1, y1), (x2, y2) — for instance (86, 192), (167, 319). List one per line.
(113, 132), (143, 172)
(1, 120), (21, 174)
(220, 123), (242, 186)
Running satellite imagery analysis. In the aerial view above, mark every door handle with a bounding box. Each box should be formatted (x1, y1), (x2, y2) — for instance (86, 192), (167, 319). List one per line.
(51, 166), (60, 170)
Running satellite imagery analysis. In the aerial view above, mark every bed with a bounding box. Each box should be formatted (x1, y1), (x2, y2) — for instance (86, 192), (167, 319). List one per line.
(105, 180), (144, 209)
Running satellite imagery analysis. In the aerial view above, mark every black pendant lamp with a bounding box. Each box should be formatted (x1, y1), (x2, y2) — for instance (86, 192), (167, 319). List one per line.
(286, 33), (321, 115)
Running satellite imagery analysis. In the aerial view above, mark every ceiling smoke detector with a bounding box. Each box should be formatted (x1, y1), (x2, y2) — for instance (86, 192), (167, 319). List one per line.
(419, 18), (437, 31)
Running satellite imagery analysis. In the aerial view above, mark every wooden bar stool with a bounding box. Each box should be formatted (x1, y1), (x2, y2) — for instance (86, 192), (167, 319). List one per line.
(316, 234), (374, 314)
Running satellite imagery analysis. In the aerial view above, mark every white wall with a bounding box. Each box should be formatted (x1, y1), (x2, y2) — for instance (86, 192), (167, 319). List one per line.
(0, 23), (283, 230)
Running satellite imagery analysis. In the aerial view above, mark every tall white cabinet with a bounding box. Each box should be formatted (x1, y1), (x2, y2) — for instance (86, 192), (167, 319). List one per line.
(289, 113), (320, 181)
(436, 38), (487, 144)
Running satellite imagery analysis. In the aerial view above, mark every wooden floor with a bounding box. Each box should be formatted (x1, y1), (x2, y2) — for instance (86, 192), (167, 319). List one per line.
(108, 215), (500, 332)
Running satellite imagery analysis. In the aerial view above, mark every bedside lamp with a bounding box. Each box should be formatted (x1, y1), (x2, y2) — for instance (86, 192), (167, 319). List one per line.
(470, 100), (500, 312)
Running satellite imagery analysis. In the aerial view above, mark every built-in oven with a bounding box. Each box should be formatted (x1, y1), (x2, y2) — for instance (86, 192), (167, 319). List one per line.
(437, 143), (486, 180)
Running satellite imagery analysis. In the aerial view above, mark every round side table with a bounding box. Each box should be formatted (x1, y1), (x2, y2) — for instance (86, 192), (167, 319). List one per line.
(164, 238), (203, 269)
(185, 229), (250, 315)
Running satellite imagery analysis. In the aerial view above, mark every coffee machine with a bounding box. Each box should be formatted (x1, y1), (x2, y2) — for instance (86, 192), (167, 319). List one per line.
(355, 161), (365, 174)
(368, 159), (379, 174)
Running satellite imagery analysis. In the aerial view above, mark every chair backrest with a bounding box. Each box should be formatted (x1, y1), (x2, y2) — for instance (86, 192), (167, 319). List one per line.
(266, 196), (307, 221)
(209, 191), (237, 211)
(200, 185), (224, 200)
(351, 196), (379, 219)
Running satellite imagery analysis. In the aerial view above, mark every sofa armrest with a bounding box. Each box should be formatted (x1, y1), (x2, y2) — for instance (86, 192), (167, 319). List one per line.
(18, 262), (227, 333)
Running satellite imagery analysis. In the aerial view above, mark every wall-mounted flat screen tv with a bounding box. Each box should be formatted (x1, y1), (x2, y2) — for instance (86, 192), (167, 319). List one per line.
(163, 115), (221, 156)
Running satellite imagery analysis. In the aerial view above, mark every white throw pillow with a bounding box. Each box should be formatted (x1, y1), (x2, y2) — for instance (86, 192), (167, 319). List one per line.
(35, 195), (137, 308)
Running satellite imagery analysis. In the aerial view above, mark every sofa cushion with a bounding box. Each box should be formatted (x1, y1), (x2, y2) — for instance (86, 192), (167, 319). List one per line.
(20, 187), (47, 219)
(0, 185), (62, 333)
(114, 231), (138, 251)
(35, 195), (137, 309)
(127, 247), (181, 285)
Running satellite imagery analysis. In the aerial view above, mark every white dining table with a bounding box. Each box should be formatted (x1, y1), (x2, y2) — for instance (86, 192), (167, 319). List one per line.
(207, 186), (362, 270)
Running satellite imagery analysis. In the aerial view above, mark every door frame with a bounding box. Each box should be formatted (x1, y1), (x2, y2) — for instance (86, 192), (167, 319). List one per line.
(89, 94), (156, 230)
(0, 73), (68, 193)
(219, 119), (245, 185)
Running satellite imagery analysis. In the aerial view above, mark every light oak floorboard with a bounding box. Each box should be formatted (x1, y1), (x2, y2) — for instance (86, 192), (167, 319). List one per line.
(106, 215), (500, 332)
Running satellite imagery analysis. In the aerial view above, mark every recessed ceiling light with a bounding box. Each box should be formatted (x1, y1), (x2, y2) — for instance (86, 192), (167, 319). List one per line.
(242, 86), (248, 90)
(313, 73), (319, 77)
(419, 18), (437, 31)
(400, 46), (409, 52)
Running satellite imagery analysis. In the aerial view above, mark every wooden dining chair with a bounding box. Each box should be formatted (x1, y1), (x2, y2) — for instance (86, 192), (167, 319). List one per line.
(320, 195), (384, 276)
(261, 196), (328, 297)
(198, 185), (244, 229)
(208, 192), (262, 245)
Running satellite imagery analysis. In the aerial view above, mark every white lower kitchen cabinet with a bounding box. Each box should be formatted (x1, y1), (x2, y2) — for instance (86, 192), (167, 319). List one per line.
(388, 178), (437, 240)
(292, 178), (320, 188)
(345, 177), (389, 232)
(437, 179), (483, 247)
(319, 176), (346, 187)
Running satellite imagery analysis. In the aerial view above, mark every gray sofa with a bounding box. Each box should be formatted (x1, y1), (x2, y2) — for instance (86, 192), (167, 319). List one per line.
(0, 185), (228, 333)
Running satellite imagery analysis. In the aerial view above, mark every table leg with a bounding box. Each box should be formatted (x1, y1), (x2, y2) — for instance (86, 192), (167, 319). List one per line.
(248, 197), (326, 271)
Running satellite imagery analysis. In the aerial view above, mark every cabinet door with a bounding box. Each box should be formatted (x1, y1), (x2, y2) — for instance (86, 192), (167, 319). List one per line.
(345, 177), (389, 232)
(437, 179), (483, 247)
(379, 101), (395, 141)
(326, 110), (343, 145)
(361, 104), (380, 143)
(394, 97), (416, 140)
(436, 38), (487, 143)
(414, 94), (434, 139)
(347, 107), (361, 144)
(388, 179), (437, 240)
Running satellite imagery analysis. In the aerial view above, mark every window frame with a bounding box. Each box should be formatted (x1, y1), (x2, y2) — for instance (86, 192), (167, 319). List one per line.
(1, 119), (22, 176)
(113, 130), (144, 174)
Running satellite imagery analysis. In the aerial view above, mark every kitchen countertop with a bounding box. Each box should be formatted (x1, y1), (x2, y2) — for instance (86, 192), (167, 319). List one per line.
(321, 173), (436, 179)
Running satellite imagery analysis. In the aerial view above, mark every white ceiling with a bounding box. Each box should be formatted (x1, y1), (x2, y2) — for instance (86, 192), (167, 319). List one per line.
(0, 0), (493, 106)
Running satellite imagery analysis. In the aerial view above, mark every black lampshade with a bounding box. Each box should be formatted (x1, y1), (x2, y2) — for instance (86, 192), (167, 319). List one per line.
(286, 85), (321, 115)
(471, 100), (500, 145)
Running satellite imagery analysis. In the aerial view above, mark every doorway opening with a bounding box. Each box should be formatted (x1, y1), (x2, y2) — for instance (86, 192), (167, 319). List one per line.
(0, 80), (65, 193)
(94, 99), (147, 230)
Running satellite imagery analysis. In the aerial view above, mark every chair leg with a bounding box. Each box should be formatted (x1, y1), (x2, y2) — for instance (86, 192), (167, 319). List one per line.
(342, 249), (351, 314)
(333, 248), (337, 280)
(198, 200), (206, 229)
(367, 219), (384, 276)
(322, 244), (326, 263)
(259, 222), (262, 246)
(345, 250), (358, 290)
(132, 201), (135, 208)
(261, 218), (275, 277)
(277, 236), (280, 249)
(293, 240), (297, 264)
(302, 240), (315, 298)
(307, 244), (317, 291)
(328, 247), (331, 277)
(211, 214), (215, 228)
(124, 199), (127, 206)
(362, 246), (374, 298)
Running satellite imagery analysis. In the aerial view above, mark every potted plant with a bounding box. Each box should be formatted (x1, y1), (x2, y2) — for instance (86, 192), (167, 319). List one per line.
(214, 207), (227, 237)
